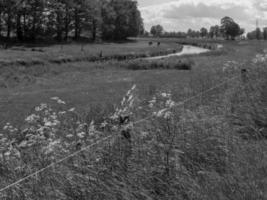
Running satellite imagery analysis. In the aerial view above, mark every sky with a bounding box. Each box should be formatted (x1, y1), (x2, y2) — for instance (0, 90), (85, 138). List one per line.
(137, 0), (267, 33)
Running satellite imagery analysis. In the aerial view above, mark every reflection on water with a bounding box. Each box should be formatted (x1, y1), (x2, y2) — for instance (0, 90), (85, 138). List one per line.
(147, 45), (211, 60)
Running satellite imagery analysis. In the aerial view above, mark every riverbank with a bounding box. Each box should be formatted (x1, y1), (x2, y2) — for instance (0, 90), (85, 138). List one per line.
(0, 41), (183, 67)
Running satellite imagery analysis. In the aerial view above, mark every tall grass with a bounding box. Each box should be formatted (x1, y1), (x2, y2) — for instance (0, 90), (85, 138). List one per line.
(0, 54), (266, 200)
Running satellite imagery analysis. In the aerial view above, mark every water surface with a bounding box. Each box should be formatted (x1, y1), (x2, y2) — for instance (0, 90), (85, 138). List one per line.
(147, 45), (210, 60)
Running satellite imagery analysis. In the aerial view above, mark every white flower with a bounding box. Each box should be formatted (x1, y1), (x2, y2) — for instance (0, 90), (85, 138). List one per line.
(68, 108), (75, 112)
(58, 111), (66, 115)
(35, 103), (48, 112)
(57, 100), (66, 104)
(4, 151), (11, 157)
(18, 141), (28, 148)
(166, 100), (176, 108)
(77, 132), (86, 138)
(161, 92), (171, 98)
(66, 134), (74, 138)
(154, 108), (168, 118)
(88, 121), (96, 136)
(25, 114), (40, 123)
(140, 131), (149, 137)
(44, 121), (53, 127)
(100, 121), (108, 128)
(164, 111), (172, 119)
(51, 97), (60, 101)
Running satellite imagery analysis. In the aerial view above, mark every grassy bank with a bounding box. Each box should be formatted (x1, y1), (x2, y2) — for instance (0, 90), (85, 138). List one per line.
(0, 41), (183, 67)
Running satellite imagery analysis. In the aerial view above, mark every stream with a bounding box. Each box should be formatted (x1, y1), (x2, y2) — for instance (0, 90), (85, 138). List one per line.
(147, 45), (211, 60)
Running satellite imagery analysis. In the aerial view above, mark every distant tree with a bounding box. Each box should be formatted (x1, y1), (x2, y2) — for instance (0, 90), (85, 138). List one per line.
(220, 16), (243, 40)
(247, 30), (256, 40)
(187, 28), (192, 37)
(263, 27), (267, 40)
(239, 28), (245, 36)
(214, 25), (220, 38)
(209, 26), (215, 38)
(256, 27), (261, 40)
(200, 27), (208, 38)
(150, 25), (163, 37)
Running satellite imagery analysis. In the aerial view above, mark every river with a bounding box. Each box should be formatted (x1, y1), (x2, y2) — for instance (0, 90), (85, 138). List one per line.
(147, 45), (211, 60)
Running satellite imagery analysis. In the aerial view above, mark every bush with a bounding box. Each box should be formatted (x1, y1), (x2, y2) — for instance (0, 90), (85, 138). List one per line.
(121, 59), (193, 71)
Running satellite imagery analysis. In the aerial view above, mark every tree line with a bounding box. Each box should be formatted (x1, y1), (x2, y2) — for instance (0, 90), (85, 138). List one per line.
(247, 27), (267, 40)
(0, 0), (144, 42)
(148, 16), (245, 40)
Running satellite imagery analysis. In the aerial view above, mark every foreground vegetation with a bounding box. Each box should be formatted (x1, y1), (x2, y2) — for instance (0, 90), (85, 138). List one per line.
(0, 39), (266, 199)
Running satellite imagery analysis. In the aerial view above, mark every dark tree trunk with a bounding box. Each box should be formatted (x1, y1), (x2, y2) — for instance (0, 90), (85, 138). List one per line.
(6, 12), (11, 39)
(16, 13), (23, 41)
(64, 7), (69, 41)
(0, 13), (2, 37)
(92, 18), (97, 41)
(74, 9), (80, 40)
(56, 12), (63, 41)
(31, 10), (37, 41)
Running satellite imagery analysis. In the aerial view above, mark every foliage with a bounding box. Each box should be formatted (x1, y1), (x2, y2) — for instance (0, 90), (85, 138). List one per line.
(150, 25), (164, 37)
(220, 16), (244, 40)
(200, 27), (208, 38)
(0, 0), (144, 41)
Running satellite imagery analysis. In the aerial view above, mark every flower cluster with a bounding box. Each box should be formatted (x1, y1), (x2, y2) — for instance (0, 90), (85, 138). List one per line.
(149, 92), (177, 119)
(252, 51), (267, 64)
(103, 85), (138, 130)
(222, 60), (240, 73)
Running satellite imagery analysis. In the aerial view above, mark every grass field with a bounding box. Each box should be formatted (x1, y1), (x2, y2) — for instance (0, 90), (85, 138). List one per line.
(0, 38), (266, 199)
(0, 39), (263, 126)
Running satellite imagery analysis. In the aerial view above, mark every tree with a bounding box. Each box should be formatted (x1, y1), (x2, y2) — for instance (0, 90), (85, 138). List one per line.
(214, 25), (220, 38)
(200, 27), (208, 38)
(256, 27), (261, 40)
(150, 25), (163, 37)
(101, 0), (143, 40)
(263, 27), (267, 40)
(0, 0), (144, 42)
(220, 16), (243, 40)
(209, 26), (215, 38)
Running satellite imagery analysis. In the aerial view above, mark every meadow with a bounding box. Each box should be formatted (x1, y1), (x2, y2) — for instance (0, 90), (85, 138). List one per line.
(0, 38), (266, 199)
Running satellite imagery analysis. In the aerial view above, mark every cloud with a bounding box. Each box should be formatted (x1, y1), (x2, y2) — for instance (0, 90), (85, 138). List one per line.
(163, 3), (248, 21)
(139, 0), (267, 33)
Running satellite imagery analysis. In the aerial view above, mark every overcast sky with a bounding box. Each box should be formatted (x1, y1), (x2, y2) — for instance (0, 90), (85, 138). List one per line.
(137, 0), (267, 33)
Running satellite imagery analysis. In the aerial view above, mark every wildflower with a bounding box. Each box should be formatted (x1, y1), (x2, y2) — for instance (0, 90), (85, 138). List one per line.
(149, 97), (157, 108)
(58, 111), (66, 115)
(18, 141), (28, 148)
(88, 121), (96, 136)
(51, 97), (66, 104)
(77, 132), (86, 138)
(100, 121), (108, 128)
(68, 108), (75, 112)
(51, 97), (60, 101)
(161, 92), (171, 98)
(35, 103), (48, 112)
(25, 114), (40, 123)
(43, 139), (61, 155)
(164, 111), (172, 119)
(154, 108), (168, 118)
(57, 99), (66, 105)
(66, 134), (74, 138)
(166, 99), (176, 108)
(140, 131), (149, 137)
